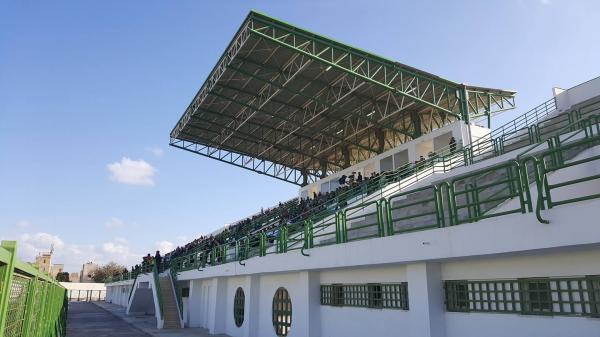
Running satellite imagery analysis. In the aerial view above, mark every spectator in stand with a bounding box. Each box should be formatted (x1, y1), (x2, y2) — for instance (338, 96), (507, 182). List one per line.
(338, 174), (347, 186)
(449, 136), (457, 153)
(155, 250), (162, 268)
(357, 172), (363, 183)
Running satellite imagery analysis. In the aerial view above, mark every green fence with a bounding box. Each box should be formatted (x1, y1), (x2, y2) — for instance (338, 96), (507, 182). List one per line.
(0, 241), (67, 337)
(106, 99), (600, 281)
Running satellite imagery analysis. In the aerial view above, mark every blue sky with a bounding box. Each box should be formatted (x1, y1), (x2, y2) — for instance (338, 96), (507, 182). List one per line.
(1, 0), (599, 272)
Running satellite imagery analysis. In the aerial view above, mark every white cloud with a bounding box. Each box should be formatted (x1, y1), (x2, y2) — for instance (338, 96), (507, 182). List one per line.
(103, 242), (128, 255)
(147, 147), (164, 157)
(107, 157), (156, 186)
(155, 240), (174, 253)
(20, 232), (65, 259)
(15, 232), (141, 273)
(105, 217), (125, 229)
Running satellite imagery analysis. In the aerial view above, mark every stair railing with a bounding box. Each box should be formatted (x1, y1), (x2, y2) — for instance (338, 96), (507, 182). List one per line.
(152, 263), (164, 321)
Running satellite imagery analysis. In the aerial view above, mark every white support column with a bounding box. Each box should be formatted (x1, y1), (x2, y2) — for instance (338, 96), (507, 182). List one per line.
(188, 279), (204, 328)
(208, 277), (227, 334)
(406, 262), (446, 337)
(293, 271), (321, 337)
(244, 275), (260, 337)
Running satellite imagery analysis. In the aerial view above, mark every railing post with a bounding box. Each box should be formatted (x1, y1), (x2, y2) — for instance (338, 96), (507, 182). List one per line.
(278, 227), (288, 253)
(385, 199), (394, 235)
(0, 241), (17, 337)
(434, 186), (445, 228)
(303, 220), (314, 249)
(259, 233), (266, 256)
(376, 200), (385, 237)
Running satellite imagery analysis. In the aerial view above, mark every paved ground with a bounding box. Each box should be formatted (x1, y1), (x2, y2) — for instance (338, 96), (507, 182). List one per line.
(67, 301), (230, 337)
(67, 302), (152, 337)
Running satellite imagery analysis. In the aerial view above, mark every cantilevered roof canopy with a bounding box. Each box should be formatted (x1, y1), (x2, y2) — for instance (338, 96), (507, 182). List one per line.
(170, 11), (516, 186)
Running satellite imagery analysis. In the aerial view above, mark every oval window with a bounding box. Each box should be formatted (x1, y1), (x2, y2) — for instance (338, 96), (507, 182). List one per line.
(272, 287), (292, 336)
(233, 287), (245, 327)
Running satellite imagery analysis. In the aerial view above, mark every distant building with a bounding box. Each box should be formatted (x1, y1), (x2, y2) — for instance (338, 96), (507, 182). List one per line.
(51, 263), (64, 279)
(80, 262), (98, 283)
(34, 252), (53, 274)
(69, 272), (80, 282)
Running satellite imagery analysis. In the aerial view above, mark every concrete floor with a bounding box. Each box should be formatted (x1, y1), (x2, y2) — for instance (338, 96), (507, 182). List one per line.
(67, 302), (230, 337)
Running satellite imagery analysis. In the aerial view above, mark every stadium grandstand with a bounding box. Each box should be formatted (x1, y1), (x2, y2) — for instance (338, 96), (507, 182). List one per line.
(105, 11), (600, 337)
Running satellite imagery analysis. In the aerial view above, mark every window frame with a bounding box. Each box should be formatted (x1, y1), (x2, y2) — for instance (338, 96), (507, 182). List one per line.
(233, 287), (245, 327)
(367, 283), (383, 309)
(519, 278), (553, 315)
(332, 284), (344, 306)
(272, 287), (292, 337)
(445, 280), (470, 312)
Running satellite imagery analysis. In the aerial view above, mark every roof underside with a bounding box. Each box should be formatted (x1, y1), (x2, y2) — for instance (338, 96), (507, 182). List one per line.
(170, 11), (516, 186)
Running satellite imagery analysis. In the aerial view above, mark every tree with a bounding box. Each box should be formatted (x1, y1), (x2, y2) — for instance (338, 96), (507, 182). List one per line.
(92, 262), (127, 283)
(56, 272), (70, 282)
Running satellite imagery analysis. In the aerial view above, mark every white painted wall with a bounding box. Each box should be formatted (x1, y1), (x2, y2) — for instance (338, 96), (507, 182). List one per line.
(442, 249), (600, 337)
(104, 83), (600, 336)
(555, 75), (600, 112)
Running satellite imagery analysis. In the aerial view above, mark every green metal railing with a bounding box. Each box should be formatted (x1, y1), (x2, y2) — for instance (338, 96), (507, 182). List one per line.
(152, 264), (164, 321)
(159, 112), (600, 274)
(106, 97), (600, 281)
(0, 241), (67, 337)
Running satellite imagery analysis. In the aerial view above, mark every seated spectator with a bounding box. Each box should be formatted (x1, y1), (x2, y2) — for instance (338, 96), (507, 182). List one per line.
(338, 174), (347, 186)
(449, 136), (457, 153)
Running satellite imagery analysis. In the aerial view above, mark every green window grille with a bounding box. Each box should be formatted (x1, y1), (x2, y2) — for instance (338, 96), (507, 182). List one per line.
(320, 283), (408, 310)
(367, 283), (383, 308)
(5, 274), (30, 337)
(332, 284), (344, 306)
(444, 280), (471, 312)
(589, 276), (600, 317)
(520, 279), (552, 315)
(272, 287), (292, 337)
(444, 276), (600, 317)
(233, 287), (245, 327)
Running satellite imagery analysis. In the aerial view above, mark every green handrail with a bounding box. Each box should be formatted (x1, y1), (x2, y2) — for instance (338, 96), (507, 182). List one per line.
(108, 99), (600, 280)
(156, 114), (600, 274)
(0, 241), (67, 337)
(152, 263), (164, 321)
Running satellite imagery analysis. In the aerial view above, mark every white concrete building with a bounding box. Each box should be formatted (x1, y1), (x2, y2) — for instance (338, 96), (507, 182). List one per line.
(107, 76), (600, 337)
(105, 10), (600, 337)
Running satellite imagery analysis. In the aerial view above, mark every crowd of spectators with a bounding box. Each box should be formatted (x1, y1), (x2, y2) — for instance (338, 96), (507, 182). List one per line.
(133, 137), (461, 270)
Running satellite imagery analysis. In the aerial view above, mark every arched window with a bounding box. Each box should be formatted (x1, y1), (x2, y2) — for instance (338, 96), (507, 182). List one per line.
(272, 287), (292, 336)
(233, 287), (245, 327)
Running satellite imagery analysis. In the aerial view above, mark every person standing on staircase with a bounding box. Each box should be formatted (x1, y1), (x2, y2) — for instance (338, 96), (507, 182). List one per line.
(155, 250), (162, 271)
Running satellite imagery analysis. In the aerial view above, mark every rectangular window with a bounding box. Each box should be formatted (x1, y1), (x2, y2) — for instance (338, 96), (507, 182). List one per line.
(380, 156), (393, 172)
(444, 276), (600, 317)
(520, 279), (552, 315)
(367, 283), (383, 308)
(332, 284), (344, 306)
(393, 150), (408, 169)
(181, 287), (190, 298)
(445, 281), (470, 312)
(587, 276), (600, 317)
(320, 283), (408, 310)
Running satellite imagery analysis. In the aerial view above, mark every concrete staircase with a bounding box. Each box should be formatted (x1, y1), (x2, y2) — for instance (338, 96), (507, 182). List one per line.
(158, 276), (182, 329)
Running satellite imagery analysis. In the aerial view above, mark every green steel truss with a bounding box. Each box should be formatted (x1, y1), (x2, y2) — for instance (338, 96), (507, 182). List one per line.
(170, 11), (516, 185)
